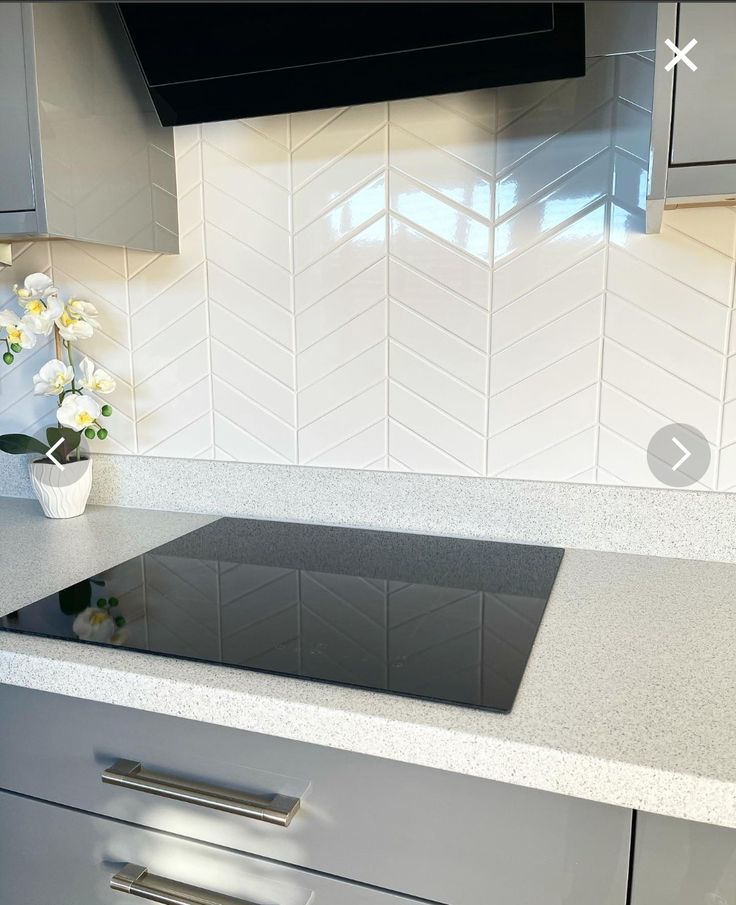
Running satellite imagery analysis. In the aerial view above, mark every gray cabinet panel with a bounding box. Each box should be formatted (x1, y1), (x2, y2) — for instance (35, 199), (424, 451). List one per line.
(0, 790), (425, 905)
(0, 684), (632, 905)
(671, 4), (736, 165)
(0, 3), (35, 211)
(631, 812), (736, 905)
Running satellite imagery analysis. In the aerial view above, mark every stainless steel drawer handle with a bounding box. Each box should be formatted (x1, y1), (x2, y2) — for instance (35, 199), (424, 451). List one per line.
(102, 759), (300, 827)
(111, 863), (259, 905)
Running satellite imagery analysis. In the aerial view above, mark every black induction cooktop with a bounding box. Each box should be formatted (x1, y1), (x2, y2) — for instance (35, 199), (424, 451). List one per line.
(0, 518), (563, 713)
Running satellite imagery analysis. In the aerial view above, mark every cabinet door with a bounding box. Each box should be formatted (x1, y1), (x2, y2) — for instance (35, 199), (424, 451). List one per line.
(631, 812), (736, 905)
(670, 3), (736, 165)
(0, 2), (36, 211)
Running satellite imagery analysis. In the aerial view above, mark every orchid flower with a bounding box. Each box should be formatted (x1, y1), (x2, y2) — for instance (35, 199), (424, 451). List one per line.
(1, 271), (115, 458)
(33, 359), (74, 396)
(79, 357), (116, 395)
(56, 308), (94, 341)
(0, 310), (38, 350)
(13, 272), (53, 300)
(5, 317), (38, 350)
(65, 298), (99, 327)
(56, 394), (101, 431)
(21, 293), (64, 336)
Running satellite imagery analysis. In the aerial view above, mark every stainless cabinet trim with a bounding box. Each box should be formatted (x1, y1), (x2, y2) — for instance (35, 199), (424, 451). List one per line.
(111, 863), (259, 905)
(102, 759), (300, 827)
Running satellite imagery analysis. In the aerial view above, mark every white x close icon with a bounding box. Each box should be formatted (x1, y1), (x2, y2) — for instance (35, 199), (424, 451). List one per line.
(664, 38), (698, 72)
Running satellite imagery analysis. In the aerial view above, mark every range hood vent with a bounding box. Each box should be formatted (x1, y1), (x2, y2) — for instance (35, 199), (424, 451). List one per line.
(117, 2), (585, 127)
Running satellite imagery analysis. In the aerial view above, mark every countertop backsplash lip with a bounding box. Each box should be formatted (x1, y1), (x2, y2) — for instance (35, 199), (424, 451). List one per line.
(2, 452), (735, 563)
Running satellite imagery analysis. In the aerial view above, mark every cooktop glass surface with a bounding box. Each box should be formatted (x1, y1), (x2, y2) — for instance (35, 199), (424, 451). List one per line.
(0, 519), (564, 713)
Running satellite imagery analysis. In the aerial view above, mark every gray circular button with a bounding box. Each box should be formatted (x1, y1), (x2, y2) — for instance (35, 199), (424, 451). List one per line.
(647, 423), (710, 487)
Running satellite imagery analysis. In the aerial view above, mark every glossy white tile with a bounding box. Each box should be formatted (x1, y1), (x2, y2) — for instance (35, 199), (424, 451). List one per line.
(389, 218), (489, 306)
(389, 124), (492, 218)
(390, 170), (490, 261)
(292, 129), (386, 231)
(296, 261), (384, 352)
(5, 53), (736, 495)
(291, 103), (387, 189)
(389, 300), (486, 390)
(294, 175), (385, 272)
(202, 142), (289, 229)
(295, 217), (386, 312)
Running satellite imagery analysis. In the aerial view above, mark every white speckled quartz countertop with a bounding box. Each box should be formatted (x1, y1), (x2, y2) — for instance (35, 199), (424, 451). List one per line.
(1, 496), (736, 829)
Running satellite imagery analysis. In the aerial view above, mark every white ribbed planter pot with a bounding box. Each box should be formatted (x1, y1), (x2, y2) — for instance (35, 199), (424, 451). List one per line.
(29, 457), (93, 519)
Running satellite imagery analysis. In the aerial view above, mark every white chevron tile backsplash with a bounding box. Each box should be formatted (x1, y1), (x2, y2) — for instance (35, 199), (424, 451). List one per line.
(4, 53), (736, 492)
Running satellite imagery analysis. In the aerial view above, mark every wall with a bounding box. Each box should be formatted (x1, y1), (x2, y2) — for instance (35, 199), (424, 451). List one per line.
(3, 53), (736, 491)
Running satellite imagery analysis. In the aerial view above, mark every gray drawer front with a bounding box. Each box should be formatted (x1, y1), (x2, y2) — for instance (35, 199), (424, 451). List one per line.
(0, 685), (631, 905)
(0, 790), (422, 905)
(631, 812), (736, 905)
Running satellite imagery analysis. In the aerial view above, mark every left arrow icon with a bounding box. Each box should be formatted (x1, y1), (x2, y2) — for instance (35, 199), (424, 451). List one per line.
(45, 438), (65, 471)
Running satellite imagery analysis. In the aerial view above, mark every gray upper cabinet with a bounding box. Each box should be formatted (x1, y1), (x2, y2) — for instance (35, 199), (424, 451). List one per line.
(0, 2), (178, 253)
(648, 3), (736, 231)
(670, 4), (736, 166)
(0, 4), (36, 213)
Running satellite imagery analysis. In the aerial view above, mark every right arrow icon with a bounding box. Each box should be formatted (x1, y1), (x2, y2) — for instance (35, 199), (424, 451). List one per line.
(671, 436), (691, 472)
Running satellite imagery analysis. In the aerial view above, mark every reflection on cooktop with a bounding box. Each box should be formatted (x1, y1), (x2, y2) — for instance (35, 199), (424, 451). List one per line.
(0, 518), (564, 713)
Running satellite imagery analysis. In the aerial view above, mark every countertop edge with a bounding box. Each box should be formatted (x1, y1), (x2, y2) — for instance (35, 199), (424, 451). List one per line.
(1, 643), (734, 831)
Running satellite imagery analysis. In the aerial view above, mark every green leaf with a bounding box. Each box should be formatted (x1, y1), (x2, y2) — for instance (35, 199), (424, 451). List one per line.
(59, 579), (92, 616)
(0, 434), (49, 456)
(46, 426), (81, 463)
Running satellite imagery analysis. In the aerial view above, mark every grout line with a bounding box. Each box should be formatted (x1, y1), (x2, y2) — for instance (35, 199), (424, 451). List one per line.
(714, 217), (736, 489)
(484, 87), (497, 477)
(288, 114), (299, 466)
(122, 245), (140, 455)
(199, 125), (217, 460)
(385, 120), (390, 470)
(596, 67), (619, 483)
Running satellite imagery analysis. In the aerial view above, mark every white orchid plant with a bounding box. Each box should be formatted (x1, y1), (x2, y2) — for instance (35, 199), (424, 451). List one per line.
(0, 272), (116, 462)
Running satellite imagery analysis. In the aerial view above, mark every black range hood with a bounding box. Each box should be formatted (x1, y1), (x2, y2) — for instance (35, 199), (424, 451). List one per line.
(117, 2), (585, 127)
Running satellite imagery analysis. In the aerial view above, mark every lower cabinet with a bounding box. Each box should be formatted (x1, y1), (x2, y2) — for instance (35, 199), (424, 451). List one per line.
(0, 685), (633, 905)
(0, 790), (426, 905)
(631, 812), (736, 905)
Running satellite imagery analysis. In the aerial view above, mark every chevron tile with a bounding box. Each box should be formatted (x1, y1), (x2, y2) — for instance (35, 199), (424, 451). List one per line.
(292, 107), (389, 468)
(387, 94), (491, 476)
(203, 118), (295, 464)
(5, 57), (736, 497)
